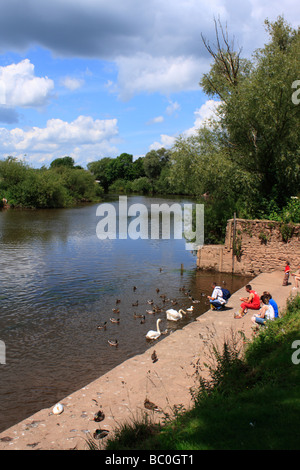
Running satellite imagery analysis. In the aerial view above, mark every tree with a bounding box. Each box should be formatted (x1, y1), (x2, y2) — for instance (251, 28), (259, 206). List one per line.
(50, 156), (75, 169)
(88, 157), (113, 192)
(200, 18), (252, 102)
(200, 16), (300, 212)
(143, 148), (170, 189)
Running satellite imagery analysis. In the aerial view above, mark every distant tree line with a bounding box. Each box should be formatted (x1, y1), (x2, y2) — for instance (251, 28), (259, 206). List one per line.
(0, 156), (104, 209)
(87, 148), (172, 194)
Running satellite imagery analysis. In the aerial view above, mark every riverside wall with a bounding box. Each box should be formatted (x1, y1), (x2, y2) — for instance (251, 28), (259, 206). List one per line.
(197, 218), (300, 276)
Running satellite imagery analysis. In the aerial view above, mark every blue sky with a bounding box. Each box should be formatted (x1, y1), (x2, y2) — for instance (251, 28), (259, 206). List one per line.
(0, 0), (299, 169)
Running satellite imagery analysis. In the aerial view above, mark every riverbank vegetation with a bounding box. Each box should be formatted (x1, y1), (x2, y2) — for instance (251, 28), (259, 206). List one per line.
(90, 294), (300, 450)
(0, 156), (104, 209)
(1, 17), (299, 242)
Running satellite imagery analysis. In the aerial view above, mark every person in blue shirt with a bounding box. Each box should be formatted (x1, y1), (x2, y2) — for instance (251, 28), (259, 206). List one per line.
(263, 291), (279, 318)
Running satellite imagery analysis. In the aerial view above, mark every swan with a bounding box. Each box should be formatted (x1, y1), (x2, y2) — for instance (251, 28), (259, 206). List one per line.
(146, 319), (162, 340)
(166, 308), (186, 321)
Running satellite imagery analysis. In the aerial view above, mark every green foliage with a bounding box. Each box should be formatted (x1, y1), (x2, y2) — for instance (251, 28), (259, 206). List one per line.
(50, 156), (76, 169)
(218, 17), (300, 204)
(130, 176), (152, 194)
(143, 148), (170, 182)
(88, 154), (146, 192)
(0, 157), (102, 208)
(267, 197), (300, 224)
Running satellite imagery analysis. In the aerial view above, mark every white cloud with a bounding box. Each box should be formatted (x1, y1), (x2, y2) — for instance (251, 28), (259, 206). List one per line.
(0, 1), (298, 98)
(60, 76), (85, 91)
(149, 99), (221, 150)
(149, 134), (177, 151)
(147, 116), (164, 125)
(166, 101), (181, 116)
(116, 54), (208, 100)
(0, 115), (119, 166)
(0, 59), (54, 107)
(183, 100), (221, 137)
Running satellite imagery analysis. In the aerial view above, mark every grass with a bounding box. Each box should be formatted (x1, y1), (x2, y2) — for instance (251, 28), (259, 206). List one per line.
(89, 294), (300, 450)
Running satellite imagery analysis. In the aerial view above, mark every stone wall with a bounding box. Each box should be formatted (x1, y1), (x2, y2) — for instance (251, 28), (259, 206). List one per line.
(197, 218), (300, 275)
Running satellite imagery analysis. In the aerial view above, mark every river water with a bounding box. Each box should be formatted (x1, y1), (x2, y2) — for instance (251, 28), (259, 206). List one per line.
(0, 195), (251, 432)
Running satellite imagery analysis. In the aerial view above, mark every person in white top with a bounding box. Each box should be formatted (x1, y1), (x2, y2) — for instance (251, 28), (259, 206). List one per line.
(207, 282), (226, 310)
(251, 294), (275, 325)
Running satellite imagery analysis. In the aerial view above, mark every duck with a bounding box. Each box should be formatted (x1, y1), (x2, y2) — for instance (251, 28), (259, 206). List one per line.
(112, 308), (120, 313)
(96, 322), (107, 330)
(116, 299), (121, 304)
(144, 398), (160, 412)
(132, 300), (139, 307)
(133, 313), (144, 319)
(108, 339), (119, 347)
(151, 350), (158, 363)
(94, 410), (105, 422)
(153, 306), (162, 312)
(110, 318), (120, 323)
(192, 297), (200, 303)
(146, 309), (155, 314)
(166, 308), (186, 321)
(93, 429), (109, 439)
(186, 306), (194, 312)
(147, 299), (154, 305)
(145, 319), (162, 340)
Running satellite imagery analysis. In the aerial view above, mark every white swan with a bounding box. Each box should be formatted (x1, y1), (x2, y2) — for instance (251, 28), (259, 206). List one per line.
(166, 308), (186, 321)
(146, 319), (162, 340)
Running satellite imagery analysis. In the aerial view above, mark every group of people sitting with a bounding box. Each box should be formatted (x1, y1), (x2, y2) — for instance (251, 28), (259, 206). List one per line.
(207, 282), (278, 326)
(234, 284), (278, 326)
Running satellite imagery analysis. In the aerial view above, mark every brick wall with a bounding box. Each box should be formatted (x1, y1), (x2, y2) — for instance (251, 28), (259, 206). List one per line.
(197, 218), (300, 275)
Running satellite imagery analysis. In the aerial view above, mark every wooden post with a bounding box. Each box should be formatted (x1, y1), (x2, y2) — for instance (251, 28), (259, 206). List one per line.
(232, 213), (236, 273)
(181, 263), (184, 275)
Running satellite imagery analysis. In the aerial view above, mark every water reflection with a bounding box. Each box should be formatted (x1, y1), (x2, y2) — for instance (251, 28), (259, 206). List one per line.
(0, 196), (251, 432)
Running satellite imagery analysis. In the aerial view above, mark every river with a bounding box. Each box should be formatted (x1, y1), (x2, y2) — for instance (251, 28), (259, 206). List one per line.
(0, 195), (251, 432)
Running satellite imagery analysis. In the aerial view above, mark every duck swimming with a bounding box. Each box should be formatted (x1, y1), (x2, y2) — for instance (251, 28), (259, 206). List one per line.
(97, 322), (107, 330)
(133, 313), (144, 318)
(110, 318), (120, 323)
(108, 339), (119, 347)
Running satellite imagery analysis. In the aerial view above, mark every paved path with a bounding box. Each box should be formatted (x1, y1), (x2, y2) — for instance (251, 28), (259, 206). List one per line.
(0, 270), (297, 450)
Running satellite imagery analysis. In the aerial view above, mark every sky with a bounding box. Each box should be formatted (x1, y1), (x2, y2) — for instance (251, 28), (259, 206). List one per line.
(0, 0), (299, 169)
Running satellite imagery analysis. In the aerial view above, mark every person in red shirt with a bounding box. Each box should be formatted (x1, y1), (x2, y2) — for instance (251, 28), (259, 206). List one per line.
(234, 284), (261, 318)
(282, 261), (291, 286)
